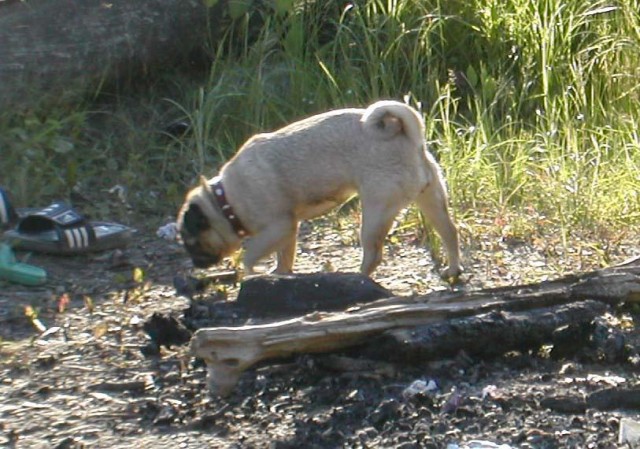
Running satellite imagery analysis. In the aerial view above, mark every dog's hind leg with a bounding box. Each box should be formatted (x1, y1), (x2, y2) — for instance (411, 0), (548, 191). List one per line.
(359, 194), (407, 276)
(274, 224), (298, 274)
(415, 179), (463, 279)
(242, 219), (297, 275)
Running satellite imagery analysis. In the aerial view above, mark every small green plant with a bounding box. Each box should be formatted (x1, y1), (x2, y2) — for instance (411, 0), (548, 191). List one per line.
(0, 111), (86, 204)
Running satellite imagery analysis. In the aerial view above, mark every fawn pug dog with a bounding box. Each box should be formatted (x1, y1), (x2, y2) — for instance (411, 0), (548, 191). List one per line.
(177, 100), (463, 279)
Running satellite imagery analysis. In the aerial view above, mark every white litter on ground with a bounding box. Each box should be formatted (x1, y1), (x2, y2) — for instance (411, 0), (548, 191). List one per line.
(156, 222), (178, 241)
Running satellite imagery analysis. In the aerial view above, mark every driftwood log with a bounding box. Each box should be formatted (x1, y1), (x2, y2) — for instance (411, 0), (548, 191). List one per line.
(191, 257), (640, 396)
(360, 299), (609, 363)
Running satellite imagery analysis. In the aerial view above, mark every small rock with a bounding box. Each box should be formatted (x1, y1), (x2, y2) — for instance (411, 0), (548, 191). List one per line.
(368, 398), (401, 429)
(441, 391), (464, 414)
(143, 313), (192, 349)
(237, 272), (393, 318)
(402, 379), (438, 402)
(395, 442), (420, 449)
(619, 418), (640, 445)
(52, 437), (80, 449)
(539, 395), (587, 414)
(456, 441), (514, 449)
(153, 404), (179, 426)
(524, 429), (559, 449)
(36, 354), (57, 369)
(558, 362), (579, 375)
(173, 274), (207, 298)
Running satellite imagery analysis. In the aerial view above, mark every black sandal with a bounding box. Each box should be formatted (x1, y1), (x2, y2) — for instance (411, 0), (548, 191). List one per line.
(4, 201), (133, 254)
(0, 187), (18, 229)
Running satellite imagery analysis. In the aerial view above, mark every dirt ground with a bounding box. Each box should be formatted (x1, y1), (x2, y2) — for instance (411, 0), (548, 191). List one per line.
(1, 217), (639, 449)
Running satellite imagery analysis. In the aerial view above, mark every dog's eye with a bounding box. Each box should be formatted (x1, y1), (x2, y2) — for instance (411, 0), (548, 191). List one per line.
(184, 204), (210, 235)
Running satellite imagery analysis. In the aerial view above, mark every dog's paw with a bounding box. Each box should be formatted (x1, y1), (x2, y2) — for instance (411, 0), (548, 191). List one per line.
(269, 266), (293, 275)
(440, 265), (464, 285)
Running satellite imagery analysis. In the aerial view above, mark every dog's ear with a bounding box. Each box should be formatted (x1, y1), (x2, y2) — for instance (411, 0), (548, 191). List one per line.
(183, 203), (210, 235)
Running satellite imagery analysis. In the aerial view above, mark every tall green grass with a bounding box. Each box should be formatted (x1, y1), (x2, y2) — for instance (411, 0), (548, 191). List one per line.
(1, 0), (639, 237)
(183, 0), (639, 236)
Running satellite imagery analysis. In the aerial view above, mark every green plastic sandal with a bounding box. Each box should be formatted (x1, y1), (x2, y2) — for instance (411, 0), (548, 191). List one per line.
(0, 243), (47, 286)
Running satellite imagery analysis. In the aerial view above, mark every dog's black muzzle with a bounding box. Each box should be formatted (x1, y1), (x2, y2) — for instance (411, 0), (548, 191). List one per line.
(179, 203), (221, 268)
(190, 253), (222, 268)
(182, 241), (221, 268)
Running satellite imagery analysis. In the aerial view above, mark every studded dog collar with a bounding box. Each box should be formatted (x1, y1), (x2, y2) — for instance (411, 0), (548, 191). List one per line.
(207, 176), (249, 238)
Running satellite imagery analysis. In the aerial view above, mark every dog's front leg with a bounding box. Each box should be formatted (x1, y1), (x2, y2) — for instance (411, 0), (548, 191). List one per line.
(415, 181), (463, 279)
(242, 219), (297, 275)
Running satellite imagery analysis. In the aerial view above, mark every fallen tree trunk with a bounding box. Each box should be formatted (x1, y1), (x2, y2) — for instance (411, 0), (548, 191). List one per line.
(360, 300), (608, 363)
(191, 257), (640, 396)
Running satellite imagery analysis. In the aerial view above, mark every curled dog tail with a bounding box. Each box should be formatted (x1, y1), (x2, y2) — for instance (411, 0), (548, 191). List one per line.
(361, 100), (426, 149)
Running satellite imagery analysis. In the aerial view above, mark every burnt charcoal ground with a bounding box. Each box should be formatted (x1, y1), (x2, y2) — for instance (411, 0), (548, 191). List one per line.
(1, 221), (639, 448)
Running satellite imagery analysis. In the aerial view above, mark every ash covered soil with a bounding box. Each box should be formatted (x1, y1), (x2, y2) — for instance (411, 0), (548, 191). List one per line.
(1, 217), (639, 449)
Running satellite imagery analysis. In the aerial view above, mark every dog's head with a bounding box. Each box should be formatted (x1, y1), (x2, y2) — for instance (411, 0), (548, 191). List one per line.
(177, 177), (241, 268)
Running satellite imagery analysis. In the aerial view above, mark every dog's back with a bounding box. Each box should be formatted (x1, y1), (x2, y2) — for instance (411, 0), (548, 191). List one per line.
(221, 101), (431, 219)
(227, 101), (426, 173)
